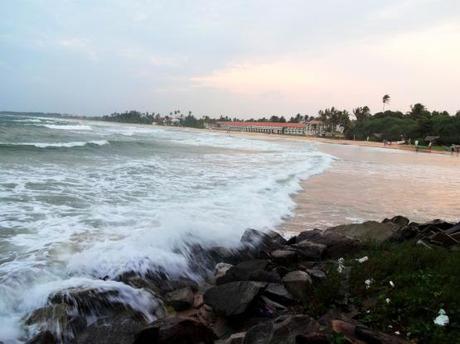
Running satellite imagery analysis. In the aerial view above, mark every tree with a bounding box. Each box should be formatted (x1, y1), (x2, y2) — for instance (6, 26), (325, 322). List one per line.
(353, 106), (371, 122)
(382, 94), (391, 111)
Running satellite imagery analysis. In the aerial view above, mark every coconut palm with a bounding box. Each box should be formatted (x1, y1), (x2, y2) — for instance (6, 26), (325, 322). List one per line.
(382, 94), (391, 111)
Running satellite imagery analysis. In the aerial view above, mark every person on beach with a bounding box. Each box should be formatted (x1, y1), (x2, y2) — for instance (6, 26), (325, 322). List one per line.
(415, 140), (419, 152)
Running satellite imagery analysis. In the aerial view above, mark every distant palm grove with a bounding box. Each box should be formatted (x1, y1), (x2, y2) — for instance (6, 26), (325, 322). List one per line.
(102, 102), (460, 145)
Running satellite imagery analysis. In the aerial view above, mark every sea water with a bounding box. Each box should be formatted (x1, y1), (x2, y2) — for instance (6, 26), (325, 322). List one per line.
(0, 114), (333, 341)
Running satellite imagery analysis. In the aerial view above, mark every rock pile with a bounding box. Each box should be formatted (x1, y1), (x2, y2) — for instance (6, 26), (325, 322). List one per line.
(26, 217), (460, 344)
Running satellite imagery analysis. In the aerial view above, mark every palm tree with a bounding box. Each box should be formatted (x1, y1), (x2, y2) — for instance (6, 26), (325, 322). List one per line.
(382, 94), (391, 111)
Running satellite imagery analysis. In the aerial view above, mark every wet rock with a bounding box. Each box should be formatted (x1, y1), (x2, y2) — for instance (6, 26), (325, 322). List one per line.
(241, 229), (286, 257)
(166, 287), (195, 311)
(429, 231), (459, 247)
(215, 263), (234, 280)
(244, 315), (320, 344)
(383, 216), (410, 227)
(217, 260), (280, 284)
(418, 219), (454, 231)
(295, 230), (361, 258)
(292, 240), (326, 260)
(25, 331), (56, 344)
(204, 281), (265, 316)
(282, 271), (312, 301)
(326, 221), (400, 243)
(263, 283), (295, 305)
(133, 317), (216, 344)
(271, 249), (297, 265)
(76, 315), (146, 344)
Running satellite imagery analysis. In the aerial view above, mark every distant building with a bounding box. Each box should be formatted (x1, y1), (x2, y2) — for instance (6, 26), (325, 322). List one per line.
(305, 120), (326, 136)
(214, 121), (306, 135)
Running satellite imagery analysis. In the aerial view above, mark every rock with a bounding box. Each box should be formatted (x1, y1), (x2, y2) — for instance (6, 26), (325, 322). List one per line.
(244, 315), (320, 344)
(217, 332), (246, 344)
(133, 317), (216, 344)
(25, 331), (56, 344)
(327, 221), (400, 243)
(75, 315), (146, 344)
(390, 224), (419, 242)
(306, 269), (326, 280)
(215, 263), (234, 280)
(241, 229), (286, 257)
(429, 231), (459, 247)
(445, 222), (460, 235)
(292, 240), (326, 260)
(383, 216), (410, 227)
(418, 219), (454, 231)
(295, 230), (361, 258)
(263, 283), (295, 305)
(166, 287), (195, 311)
(282, 271), (312, 301)
(217, 260), (280, 284)
(271, 250), (297, 265)
(295, 333), (330, 344)
(203, 281), (265, 316)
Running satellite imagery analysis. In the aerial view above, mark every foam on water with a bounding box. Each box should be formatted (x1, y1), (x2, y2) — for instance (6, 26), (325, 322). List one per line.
(0, 140), (108, 148)
(42, 124), (93, 131)
(0, 116), (334, 342)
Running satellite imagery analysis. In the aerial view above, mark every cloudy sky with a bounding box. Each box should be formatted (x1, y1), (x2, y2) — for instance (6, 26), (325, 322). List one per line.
(1, 0), (459, 117)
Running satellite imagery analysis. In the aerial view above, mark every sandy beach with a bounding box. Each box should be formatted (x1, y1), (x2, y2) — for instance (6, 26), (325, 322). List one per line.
(205, 128), (460, 233)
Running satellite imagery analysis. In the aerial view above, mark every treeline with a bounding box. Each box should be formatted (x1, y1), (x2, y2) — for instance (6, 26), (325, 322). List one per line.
(347, 104), (460, 145)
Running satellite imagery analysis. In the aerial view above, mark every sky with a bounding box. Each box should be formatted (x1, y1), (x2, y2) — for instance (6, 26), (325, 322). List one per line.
(0, 0), (459, 117)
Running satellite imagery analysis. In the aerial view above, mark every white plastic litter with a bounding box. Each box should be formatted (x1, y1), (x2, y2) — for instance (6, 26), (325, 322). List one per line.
(364, 279), (373, 289)
(385, 298), (391, 304)
(356, 256), (369, 263)
(434, 309), (449, 326)
(337, 258), (345, 273)
(395, 331), (400, 335)
(389, 281), (395, 288)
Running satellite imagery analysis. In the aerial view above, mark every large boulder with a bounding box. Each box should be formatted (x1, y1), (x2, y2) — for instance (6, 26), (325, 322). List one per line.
(263, 283), (295, 305)
(326, 221), (400, 243)
(282, 271), (312, 301)
(241, 229), (287, 257)
(383, 216), (410, 227)
(133, 317), (216, 344)
(292, 240), (326, 260)
(295, 230), (361, 258)
(165, 287), (195, 311)
(270, 250), (297, 265)
(203, 281), (265, 317)
(216, 260), (280, 284)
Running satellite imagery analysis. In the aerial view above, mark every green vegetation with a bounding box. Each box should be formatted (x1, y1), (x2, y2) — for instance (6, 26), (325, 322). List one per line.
(309, 242), (460, 343)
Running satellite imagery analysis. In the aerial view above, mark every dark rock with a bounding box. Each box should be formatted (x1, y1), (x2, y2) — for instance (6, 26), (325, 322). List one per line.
(217, 260), (280, 284)
(282, 271), (312, 301)
(292, 240), (326, 260)
(76, 315), (146, 344)
(306, 269), (326, 280)
(326, 221), (400, 243)
(383, 216), (410, 227)
(241, 229), (286, 257)
(295, 333), (330, 344)
(221, 332), (246, 344)
(263, 283), (295, 305)
(390, 224), (419, 242)
(25, 331), (56, 344)
(166, 287), (195, 311)
(204, 281), (265, 316)
(429, 231), (459, 247)
(215, 263), (234, 280)
(244, 315), (320, 344)
(445, 222), (460, 235)
(270, 249), (297, 265)
(418, 219), (454, 231)
(295, 230), (361, 258)
(133, 317), (216, 344)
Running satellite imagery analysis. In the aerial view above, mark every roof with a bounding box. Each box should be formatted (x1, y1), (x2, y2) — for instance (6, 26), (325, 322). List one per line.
(218, 121), (305, 128)
(306, 120), (323, 125)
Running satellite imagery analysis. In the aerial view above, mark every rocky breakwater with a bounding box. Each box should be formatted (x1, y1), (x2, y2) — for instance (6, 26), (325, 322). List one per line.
(26, 216), (460, 343)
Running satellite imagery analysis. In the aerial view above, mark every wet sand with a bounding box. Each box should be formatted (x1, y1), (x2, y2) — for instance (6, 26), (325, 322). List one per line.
(282, 143), (460, 233)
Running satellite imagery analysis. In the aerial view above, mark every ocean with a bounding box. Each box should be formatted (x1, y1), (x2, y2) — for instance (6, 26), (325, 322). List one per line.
(0, 113), (333, 341)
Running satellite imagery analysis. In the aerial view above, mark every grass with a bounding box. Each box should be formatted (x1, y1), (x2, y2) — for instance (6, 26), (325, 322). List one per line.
(308, 242), (460, 343)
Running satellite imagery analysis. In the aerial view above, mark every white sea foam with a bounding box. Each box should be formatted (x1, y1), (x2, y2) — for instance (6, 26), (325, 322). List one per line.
(0, 140), (109, 148)
(42, 124), (93, 130)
